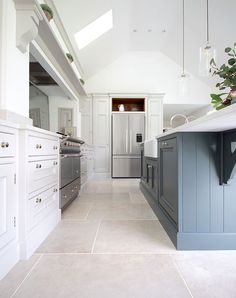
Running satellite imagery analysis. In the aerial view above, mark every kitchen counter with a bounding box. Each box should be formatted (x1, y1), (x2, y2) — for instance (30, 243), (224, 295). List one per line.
(156, 104), (236, 138)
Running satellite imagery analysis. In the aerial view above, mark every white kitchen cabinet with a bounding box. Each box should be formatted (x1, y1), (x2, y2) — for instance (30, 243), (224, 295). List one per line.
(146, 96), (163, 139)
(19, 127), (60, 260)
(94, 145), (109, 173)
(93, 96), (110, 174)
(80, 145), (94, 185)
(0, 122), (18, 280)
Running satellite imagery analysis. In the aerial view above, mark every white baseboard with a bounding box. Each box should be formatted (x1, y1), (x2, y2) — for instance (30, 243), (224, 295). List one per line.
(19, 209), (61, 260)
(0, 241), (19, 280)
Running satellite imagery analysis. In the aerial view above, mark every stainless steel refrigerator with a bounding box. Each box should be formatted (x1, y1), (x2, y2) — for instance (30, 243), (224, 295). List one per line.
(112, 113), (145, 178)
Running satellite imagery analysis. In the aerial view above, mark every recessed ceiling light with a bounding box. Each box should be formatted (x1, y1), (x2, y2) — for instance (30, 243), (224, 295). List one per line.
(74, 10), (113, 50)
(133, 29), (137, 33)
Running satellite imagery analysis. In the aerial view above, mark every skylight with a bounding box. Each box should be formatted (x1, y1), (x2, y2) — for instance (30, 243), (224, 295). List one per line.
(74, 10), (113, 50)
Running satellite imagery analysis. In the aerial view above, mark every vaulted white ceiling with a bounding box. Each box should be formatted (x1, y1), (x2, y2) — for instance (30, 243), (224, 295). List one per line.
(52, 0), (236, 83)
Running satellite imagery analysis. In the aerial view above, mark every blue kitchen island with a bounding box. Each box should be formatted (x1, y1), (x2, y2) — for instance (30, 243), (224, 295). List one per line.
(140, 105), (236, 250)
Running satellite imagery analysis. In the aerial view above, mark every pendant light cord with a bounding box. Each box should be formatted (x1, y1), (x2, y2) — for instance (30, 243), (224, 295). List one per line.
(182, 0), (185, 75)
(206, 0), (209, 43)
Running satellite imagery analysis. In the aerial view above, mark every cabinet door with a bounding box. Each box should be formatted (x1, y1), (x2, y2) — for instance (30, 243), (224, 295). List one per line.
(81, 97), (93, 145)
(0, 164), (17, 250)
(93, 97), (109, 146)
(159, 138), (178, 224)
(94, 146), (109, 173)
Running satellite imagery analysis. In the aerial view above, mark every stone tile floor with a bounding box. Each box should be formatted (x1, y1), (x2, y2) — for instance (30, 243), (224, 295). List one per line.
(1, 179), (236, 297)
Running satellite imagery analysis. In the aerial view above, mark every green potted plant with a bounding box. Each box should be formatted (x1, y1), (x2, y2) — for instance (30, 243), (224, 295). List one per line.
(40, 4), (53, 22)
(66, 53), (74, 63)
(210, 43), (236, 110)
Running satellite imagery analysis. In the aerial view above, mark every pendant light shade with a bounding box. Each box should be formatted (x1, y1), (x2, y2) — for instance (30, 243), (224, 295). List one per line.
(178, 0), (189, 97)
(199, 0), (216, 76)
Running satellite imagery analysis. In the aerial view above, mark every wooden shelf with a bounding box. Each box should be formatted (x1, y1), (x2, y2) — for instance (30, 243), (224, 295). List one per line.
(112, 98), (145, 112)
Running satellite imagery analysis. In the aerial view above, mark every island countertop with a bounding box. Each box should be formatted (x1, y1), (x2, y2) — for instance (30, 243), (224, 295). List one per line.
(156, 104), (236, 139)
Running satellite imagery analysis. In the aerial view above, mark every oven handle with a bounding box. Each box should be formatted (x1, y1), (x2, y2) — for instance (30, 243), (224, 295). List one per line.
(60, 154), (83, 158)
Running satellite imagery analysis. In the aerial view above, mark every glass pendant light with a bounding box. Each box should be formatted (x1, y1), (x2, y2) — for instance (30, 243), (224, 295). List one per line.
(178, 0), (189, 97)
(199, 0), (216, 76)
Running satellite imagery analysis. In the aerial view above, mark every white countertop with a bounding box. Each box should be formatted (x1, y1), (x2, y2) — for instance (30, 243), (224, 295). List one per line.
(156, 104), (236, 139)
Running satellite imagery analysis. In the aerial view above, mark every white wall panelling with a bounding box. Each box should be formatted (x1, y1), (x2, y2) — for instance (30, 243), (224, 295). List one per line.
(0, 121), (18, 280)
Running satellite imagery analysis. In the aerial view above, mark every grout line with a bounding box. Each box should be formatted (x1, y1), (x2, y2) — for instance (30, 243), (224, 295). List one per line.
(10, 254), (44, 298)
(85, 205), (93, 220)
(172, 257), (194, 298)
(91, 220), (102, 254)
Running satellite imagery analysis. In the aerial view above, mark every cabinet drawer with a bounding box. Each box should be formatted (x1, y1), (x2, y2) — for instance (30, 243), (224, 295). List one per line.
(0, 132), (16, 158)
(28, 159), (59, 194)
(28, 185), (58, 231)
(28, 136), (59, 156)
(60, 178), (80, 209)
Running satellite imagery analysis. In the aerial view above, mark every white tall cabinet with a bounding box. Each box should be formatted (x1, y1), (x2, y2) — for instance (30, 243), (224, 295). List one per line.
(0, 121), (18, 280)
(93, 95), (110, 174)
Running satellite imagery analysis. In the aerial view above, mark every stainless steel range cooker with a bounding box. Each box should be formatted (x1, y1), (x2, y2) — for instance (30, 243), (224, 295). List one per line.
(58, 134), (84, 210)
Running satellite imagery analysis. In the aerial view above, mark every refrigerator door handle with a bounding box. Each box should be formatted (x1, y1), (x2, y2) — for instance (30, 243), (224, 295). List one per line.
(129, 130), (132, 154)
(126, 129), (129, 153)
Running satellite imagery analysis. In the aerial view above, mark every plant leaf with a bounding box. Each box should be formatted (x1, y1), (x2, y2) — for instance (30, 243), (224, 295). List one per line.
(228, 58), (236, 66)
(225, 47), (232, 53)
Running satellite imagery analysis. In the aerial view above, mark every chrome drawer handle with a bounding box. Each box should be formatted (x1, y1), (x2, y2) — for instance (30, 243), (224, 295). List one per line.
(53, 161), (58, 165)
(71, 189), (74, 192)
(63, 195), (67, 198)
(53, 188), (58, 193)
(36, 198), (42, 203)
(36, 144), (42, 149)
(36, 164), (42, 168)
(1, 142), (8, 148)
(53, 146), (58, 150)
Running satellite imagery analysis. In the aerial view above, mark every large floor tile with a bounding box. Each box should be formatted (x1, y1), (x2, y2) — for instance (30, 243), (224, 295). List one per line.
(173, 252), (236, 298)
(129, 191), (149, 204)
(62, 200), (91, 220)
(0, 254), (41, 298)
(37, 221), (99, 253)
(93, 220), (175, 253)
(79, 192), (131, 205)
(13, 254), (191, 298)
(87, 203), (157, 220)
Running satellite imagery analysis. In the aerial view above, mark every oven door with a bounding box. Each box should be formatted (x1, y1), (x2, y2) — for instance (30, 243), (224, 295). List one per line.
(60, 154), (81, 189)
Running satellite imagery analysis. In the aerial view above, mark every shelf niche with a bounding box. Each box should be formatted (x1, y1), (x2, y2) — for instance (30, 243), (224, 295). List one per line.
(112, 98), (145, 112)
